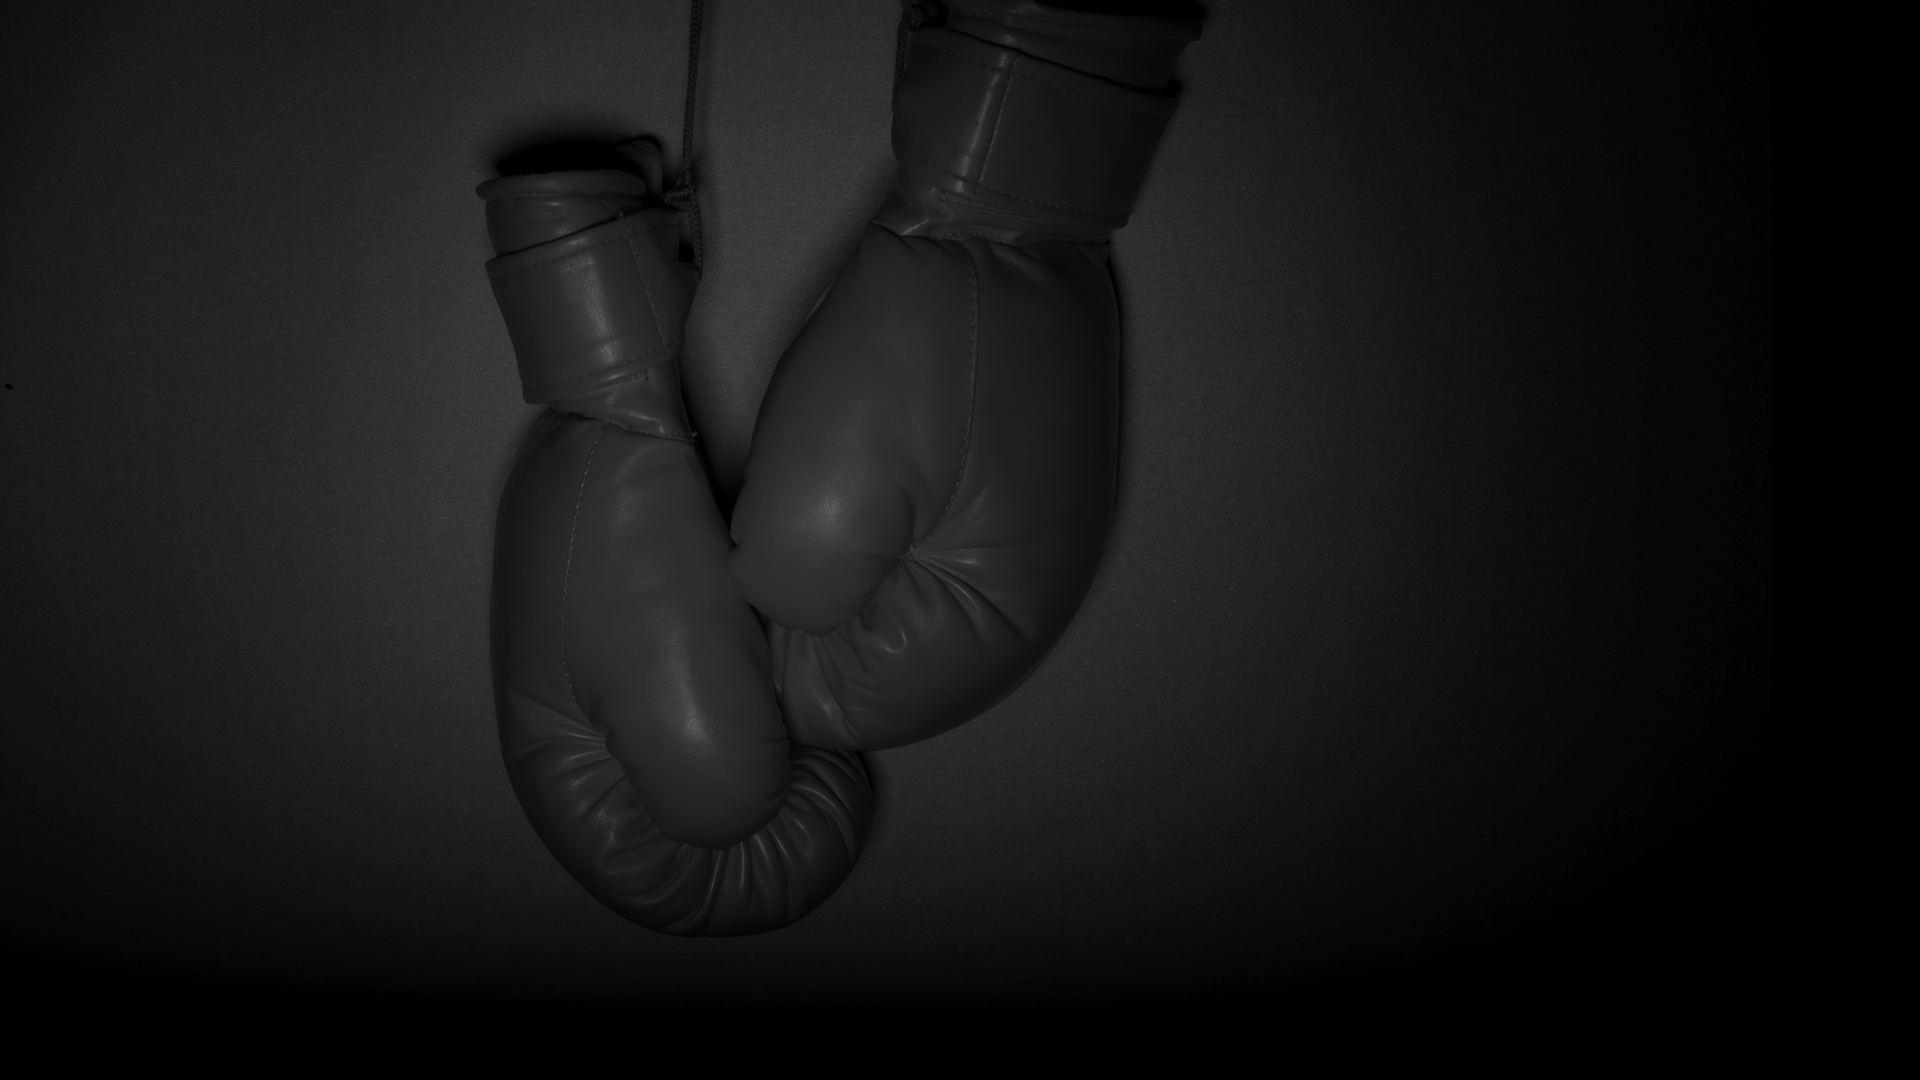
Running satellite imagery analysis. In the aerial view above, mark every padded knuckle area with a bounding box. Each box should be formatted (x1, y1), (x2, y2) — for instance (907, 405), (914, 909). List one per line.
(650, 788), (779, 850)
(731, 534), (888, 635)
(730, 228), (980, 636)
(610, 728), (786, 849)
(732, 461), (919, 634)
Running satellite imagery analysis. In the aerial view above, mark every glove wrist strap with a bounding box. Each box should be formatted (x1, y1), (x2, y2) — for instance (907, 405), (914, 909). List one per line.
(880, 26), (1183, 241)
(482, 209), (695, 405)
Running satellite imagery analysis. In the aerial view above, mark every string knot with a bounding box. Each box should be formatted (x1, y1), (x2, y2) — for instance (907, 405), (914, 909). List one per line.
(893, 0), (947, 99)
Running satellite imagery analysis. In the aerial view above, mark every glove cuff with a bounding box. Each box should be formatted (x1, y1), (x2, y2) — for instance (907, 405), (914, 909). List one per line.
(879, 25), (1186, 242)
(482, 208), (696, 405)
(477, 169), (651, 256)
(942, 1), (1202, 92)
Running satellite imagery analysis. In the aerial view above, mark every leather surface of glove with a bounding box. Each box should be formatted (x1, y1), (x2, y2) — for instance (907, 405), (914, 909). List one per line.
(484, 160), (871, 936)
(479, 4), (1195, 934)
(729, 9), (1198, 751)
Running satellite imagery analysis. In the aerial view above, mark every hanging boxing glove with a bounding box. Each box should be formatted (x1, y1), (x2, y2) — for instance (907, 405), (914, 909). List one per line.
(482, 143), (872, 936)
(729, 2), (1200, 750)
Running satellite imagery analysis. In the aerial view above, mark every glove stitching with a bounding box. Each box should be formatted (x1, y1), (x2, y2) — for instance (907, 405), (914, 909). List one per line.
(520, 344), (676, 393)
(623, 232), (669, 348)
(914, 244), (980, 548)
(559, 421), (609, 711)
(929, 189), (1112, 234)
(904, 548), (1024, 649)
(901, 142), (1125, 218)
(596, 416), (697, 443)
(912, 226), (1085, 247)
(488, 217), (656, 277)
(609, 420), (697, 442)
(911, 38), (1172, 115)
(978, 54), (1012, 188)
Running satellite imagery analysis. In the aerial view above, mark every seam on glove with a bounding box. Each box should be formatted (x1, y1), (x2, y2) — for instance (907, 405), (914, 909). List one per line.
(483, 215), (656, 276)
(500, 686), (606, 763)
(519, 344), (677, 395)
(877, 199), (1109, 244)
(605, 419), (697, 442)
(623, 232), (668, 346)
(979, 56), (1013, 185)
(900, 142), (1121, 218)
(539, 368), (698, 443)
(559, 421), (609, 711)
(915, 244), (980, 548)
(912, 37), (1171, 115)
(905, 546), (1022, 639)
(930, 186), (1098, 224)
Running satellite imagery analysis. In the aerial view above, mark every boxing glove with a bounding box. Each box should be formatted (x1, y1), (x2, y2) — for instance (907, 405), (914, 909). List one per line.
(483, 145), (872, 936)
(730, 2), (1200, 750)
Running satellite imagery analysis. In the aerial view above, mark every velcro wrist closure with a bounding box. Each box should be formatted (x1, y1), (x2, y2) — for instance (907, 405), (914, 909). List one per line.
(893, 27), (1179, 236)
(483, 208), (694, 404)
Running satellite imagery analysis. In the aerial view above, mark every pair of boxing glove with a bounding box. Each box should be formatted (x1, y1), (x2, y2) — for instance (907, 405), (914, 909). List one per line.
(483, 2), (1199, 935)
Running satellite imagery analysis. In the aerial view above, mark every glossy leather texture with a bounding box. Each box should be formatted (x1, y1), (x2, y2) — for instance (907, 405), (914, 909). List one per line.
(731, 10), (1197, 751)
(484, 166), (871, 936)
(481, 171), (695, 404)
(942, 1), (1200, 91)
(481, 5), (1194, 934)
(887, 27), (1173, 238)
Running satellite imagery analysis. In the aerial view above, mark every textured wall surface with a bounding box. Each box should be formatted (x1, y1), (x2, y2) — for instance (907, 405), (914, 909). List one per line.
(0, 1), (1768, 1006)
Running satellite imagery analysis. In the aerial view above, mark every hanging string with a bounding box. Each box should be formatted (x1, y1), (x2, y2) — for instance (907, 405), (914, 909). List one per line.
(669, 0), (934, 270)
(663, 0), (707, 272)
(893, 1), (945, 99)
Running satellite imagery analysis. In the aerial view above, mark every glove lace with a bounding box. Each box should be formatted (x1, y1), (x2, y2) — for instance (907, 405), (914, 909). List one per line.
(663, 0), (707, 272)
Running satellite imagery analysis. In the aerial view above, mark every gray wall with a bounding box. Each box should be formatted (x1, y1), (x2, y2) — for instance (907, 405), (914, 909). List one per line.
(0, 1), (1769, 1005)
